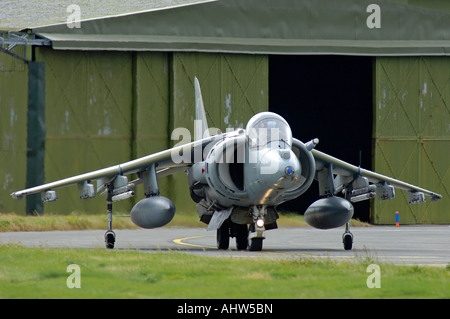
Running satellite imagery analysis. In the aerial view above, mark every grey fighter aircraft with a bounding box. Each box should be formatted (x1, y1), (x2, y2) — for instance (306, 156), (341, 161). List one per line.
(11, 78), (442, 251)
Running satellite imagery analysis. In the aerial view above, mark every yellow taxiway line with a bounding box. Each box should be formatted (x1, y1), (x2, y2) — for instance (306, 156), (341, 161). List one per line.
(172, 235), (446, 265)
(173, 235), (215, 248)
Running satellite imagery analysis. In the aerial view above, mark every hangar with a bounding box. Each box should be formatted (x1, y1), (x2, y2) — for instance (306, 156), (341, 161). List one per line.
(1, 0), (449, 224)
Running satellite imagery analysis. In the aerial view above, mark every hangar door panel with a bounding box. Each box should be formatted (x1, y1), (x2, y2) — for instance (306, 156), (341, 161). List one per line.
(373, 57), (449, 224)
(0, 53), (28, 214)
(171, 53), (268, 212)
(171, 53), (268, 133)
(134, 52), (171, 202)
(38, 48), (133, 214)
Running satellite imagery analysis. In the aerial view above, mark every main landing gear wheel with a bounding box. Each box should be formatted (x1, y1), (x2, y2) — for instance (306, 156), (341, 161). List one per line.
(235, 224), (249, 251)
(217, 220), (249, 250)
(217, 222), (230, 250)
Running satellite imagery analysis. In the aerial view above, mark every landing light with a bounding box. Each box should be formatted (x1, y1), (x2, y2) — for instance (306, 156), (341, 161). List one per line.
(256, 218), (264, 228)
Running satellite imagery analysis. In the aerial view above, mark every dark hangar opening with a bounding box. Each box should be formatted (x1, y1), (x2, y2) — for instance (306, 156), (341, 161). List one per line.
(269, 55), (373, 222)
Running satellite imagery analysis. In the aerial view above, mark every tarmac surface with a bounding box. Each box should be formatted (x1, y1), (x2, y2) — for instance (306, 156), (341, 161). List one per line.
(1, 225), (449, 267)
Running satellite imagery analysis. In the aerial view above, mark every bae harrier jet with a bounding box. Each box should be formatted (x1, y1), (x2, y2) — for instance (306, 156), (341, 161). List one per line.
(11, 78), (442, 251)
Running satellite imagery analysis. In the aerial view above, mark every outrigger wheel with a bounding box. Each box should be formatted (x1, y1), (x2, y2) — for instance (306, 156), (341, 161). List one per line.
(105, 230), (116, 249)
(342, 222), (353, 250)
(342, 233), (353, 250)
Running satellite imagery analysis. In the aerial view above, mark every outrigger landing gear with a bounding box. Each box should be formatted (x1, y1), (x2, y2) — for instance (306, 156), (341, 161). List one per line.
(104, 184), (116, 249)
(342, 222), (353, 251)
(105, 230), (115, 249)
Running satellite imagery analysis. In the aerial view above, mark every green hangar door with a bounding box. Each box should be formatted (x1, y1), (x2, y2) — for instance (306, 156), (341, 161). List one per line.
(269, 55), (374, 222)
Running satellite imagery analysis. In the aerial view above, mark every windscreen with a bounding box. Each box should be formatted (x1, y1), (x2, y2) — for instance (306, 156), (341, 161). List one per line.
(247, 114), (292, 149)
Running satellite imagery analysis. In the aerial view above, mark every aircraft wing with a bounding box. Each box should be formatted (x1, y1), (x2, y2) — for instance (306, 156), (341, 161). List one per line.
(311, 148), (442, 203)
(11, 135), (219, 201)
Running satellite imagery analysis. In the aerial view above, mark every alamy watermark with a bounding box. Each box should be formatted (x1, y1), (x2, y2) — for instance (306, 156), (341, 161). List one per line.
(66, 264), (81, 288)
(366, 4), (381, 29)
(366, 264), (381, 288)
(64, 4), (380, 31)
(67, 4), (81, 29)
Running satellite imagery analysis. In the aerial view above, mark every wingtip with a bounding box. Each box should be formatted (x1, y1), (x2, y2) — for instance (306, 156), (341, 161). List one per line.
(11, 192), (23, 200)
(430, 193), (442, 202)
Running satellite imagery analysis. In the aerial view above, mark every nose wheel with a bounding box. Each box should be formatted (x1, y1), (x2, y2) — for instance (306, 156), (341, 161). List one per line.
(248, 237), (263, 251)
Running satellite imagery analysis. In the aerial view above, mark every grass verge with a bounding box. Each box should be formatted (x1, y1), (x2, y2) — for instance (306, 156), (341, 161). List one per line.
(0, 244), (448, 299)
(0, 212), (369, 232)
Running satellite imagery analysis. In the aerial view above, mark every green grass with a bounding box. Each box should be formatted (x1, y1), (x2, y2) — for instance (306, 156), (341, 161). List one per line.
(0, 211), (369, 232)
(4, 212), (428, 299)
(0, 244), (448, 299)
(0, 212), (138, 232)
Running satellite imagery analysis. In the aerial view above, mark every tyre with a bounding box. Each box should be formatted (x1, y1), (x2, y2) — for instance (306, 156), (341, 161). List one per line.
(248, 237), (263, 251)
(235, 224), (249, 250)
(105, 231), (115, 249)
(217, 222), (230, 250)
(343, 233), (353, 250)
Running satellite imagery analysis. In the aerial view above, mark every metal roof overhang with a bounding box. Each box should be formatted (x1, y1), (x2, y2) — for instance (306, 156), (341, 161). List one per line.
(37, 34), (450, 56)
(29, 0), (450, 56)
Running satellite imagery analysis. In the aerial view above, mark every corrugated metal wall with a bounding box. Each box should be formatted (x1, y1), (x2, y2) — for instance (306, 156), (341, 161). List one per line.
(0, 49), (268, 215)
(0, 53), (28, 214)
(373, 57), (450, 224)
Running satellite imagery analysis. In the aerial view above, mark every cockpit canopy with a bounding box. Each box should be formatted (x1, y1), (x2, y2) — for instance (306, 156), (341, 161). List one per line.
(246, 112), (292, 149)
